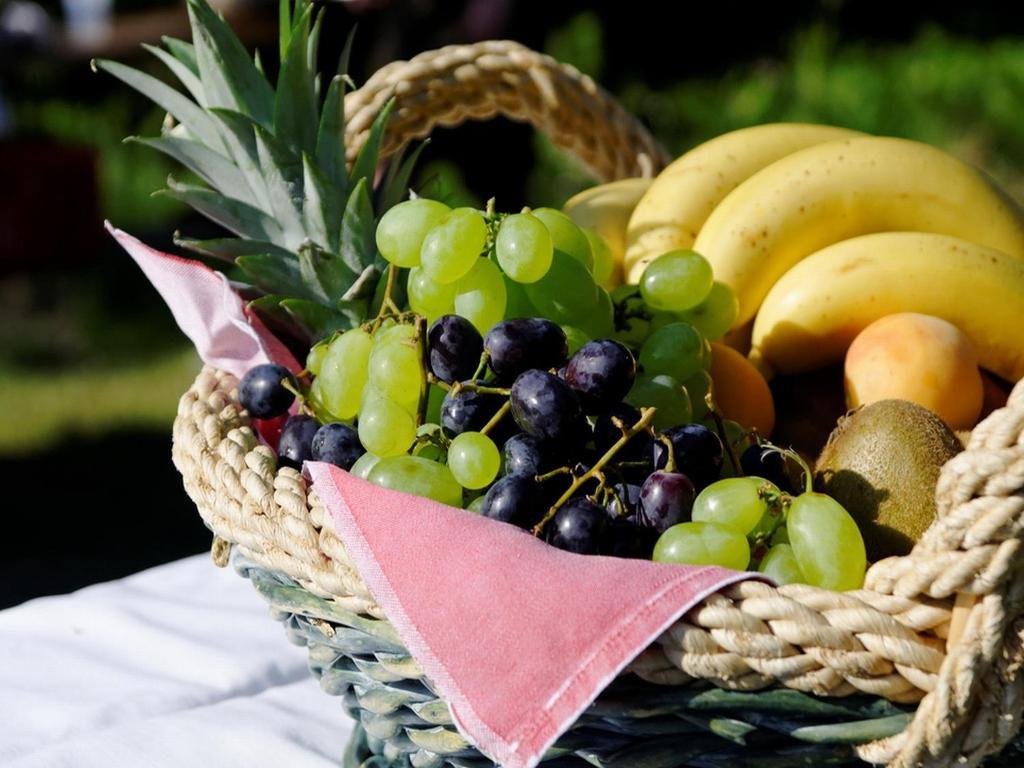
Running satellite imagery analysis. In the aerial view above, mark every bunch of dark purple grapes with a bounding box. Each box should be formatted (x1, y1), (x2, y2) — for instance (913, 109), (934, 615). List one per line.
(427, 314), (726, 558)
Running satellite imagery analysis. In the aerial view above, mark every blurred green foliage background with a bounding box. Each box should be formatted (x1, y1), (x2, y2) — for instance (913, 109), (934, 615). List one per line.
(3, 0), (1023, 601)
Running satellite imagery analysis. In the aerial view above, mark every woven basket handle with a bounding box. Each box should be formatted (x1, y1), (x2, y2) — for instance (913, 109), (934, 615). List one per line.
(342, 40), (670, 183)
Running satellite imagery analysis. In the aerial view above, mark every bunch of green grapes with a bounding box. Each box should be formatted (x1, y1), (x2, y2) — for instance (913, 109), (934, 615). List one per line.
(376, 199), (617, 341)
(653, 447), (868, 591)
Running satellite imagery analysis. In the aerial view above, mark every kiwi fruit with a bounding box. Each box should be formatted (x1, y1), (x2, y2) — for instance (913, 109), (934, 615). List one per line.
(815, 399), (962, 560)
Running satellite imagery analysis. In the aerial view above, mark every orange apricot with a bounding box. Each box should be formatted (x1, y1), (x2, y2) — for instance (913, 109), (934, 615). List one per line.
(710, 342), (775, 436)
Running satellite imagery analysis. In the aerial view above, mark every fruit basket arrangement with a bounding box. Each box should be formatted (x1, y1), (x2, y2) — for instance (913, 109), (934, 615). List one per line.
(102, 2), (1024, 766)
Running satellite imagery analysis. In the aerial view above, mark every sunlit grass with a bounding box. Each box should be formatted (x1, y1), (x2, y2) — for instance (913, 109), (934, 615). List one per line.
(0, 349), (201, 456)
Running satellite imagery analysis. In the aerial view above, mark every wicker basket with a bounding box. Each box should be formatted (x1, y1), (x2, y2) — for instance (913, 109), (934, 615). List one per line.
(171, 41), (1024, 767)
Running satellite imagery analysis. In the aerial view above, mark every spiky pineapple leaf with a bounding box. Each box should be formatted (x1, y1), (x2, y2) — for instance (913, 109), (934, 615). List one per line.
(316, 75), (349, 190)
(162, 37), (198, 74)
(93, 59), (225, 152)
(297, 241), (357, 305)
(254, 127), (305, 248)
(302, 153), (343, 252)
(237, 253), (314, 299)
(274, 3), (317, 156)
(378, 140), (429, 213)
(280, 298), (350, 341)
(161, 178), (283, 243)
(174, 234), (294, 263)
(186, 0), (274, 128)
(247, 294), (309, 344)
(129, 136), (256, 206)
(143, 44), (205, 105)
(209, 108), (273, 212)
(278, 0), (292, 61)
(336, 24), (356, 78)
(338, 178), (376, 274)
(349, 98), (395, 190)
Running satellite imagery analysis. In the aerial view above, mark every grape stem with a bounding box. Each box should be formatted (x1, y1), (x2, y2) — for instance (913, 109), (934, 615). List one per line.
(480, 400), (511, 436)
(531, 407), (657, 536)
(414, 315), (430, 427)
(760, 444), (815, 495)
(451, 381), (511, 397)
(705, 393), (742, 476)
(369, 264), (402, 332)
(425, 373), (452, 391)
(535, 466), (572, 482)
(470, 351), (490, 382)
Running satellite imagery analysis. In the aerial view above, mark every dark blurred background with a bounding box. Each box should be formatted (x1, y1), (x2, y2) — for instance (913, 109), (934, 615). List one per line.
(3, 0), (1024, 607)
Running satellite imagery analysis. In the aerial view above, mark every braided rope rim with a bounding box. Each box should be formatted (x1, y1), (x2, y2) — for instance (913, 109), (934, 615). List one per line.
(171, 368), (1024, 766)
(341, 40), (670, 182)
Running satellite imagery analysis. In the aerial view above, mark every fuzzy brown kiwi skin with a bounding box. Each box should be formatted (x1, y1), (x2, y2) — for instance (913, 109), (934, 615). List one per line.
(814, 399), (963, 561)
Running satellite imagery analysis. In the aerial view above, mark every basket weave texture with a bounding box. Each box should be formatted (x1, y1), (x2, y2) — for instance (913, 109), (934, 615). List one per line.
(170, 41), (1024, 767)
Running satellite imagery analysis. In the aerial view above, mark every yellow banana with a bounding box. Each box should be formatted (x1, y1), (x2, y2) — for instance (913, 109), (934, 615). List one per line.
(695, 136), (1024, 327)
(563, 178), (652, 288)
(750, 232), (1024, 382)
(623, 123), (862, 283)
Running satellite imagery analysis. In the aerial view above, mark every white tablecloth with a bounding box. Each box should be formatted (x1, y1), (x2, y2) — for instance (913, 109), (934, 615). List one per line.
(0, 555), (355, 766)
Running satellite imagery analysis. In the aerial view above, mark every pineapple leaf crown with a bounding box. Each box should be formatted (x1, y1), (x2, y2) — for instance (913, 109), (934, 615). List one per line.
(96, 0), (420, 343)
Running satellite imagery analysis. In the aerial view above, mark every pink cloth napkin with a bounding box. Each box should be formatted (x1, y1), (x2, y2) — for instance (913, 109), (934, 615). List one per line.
(111, 227), (759, 768)
(106, 223), (300, 377)
(308, 463), (753, 768)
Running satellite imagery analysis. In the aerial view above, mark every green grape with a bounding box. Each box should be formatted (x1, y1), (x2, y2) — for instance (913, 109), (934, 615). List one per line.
(358, 396), (417, 457)
(613, 316), (652, 350)
(533, 208), (593, 271)
(583, 228), (614, 287)
(350, 451), (381, 480)
(467, 494), (488, 513)
(649, 312), (677, 333)
(562, 326), (592, 355)
(367, 455), (463, 508)
(576, 287), (615, 339)
(770, 525), (790, 545)
(759, 543), (805, 585)
(640, 249), (714, 312)
(503, 274), (538, 320)
(639, 322), (705, 382)
(420, 207), (488, 284)
(368, 332), (423, 403)
(408, 267), (456, 320)
(362, 379), (419, 417)
(454, 258), (507, 334)
(788, 492), (867, 591)
(524, 250), (598, 324)
(625, 374), (692, 430)
(426, 384), (446, 425)
(692, 476), (778, 535)
(374, 321), (416, 346)
(376, 198), (451, 268)
(683, 370), (712, 420)
(313, 328), (373, 420)
(495, 212), (553, 283)
(447, 431), (501, 490)
(677, 281), (739, 340)
(306, 339), (328, 375)
(653, 521), (750, 570)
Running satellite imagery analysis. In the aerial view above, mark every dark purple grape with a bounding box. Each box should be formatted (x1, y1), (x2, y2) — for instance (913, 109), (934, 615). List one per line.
(485, 319), (568, 382)
(440, 383), (502, 438)
(547, 498), (606, 554)
(311, 422), (364, 470)
(509, 369), (582, 445)
(605, 482), (642, 518)
(503, 433), (548, 477)
(428, 315), (483, 384)
(652, 424), (724, 488)
(481, 474), (543, 529)
(564, 339), (636, 413)
(277, 414), (319, 469)
(638, 470), (696, 532)
(602, 516), (658, 559)
(740, 444), (794, 493)
(239, 363), (296, 418)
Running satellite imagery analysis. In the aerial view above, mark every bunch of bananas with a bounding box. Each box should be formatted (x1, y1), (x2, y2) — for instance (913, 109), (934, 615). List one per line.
(565, 124), (1024, 385)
